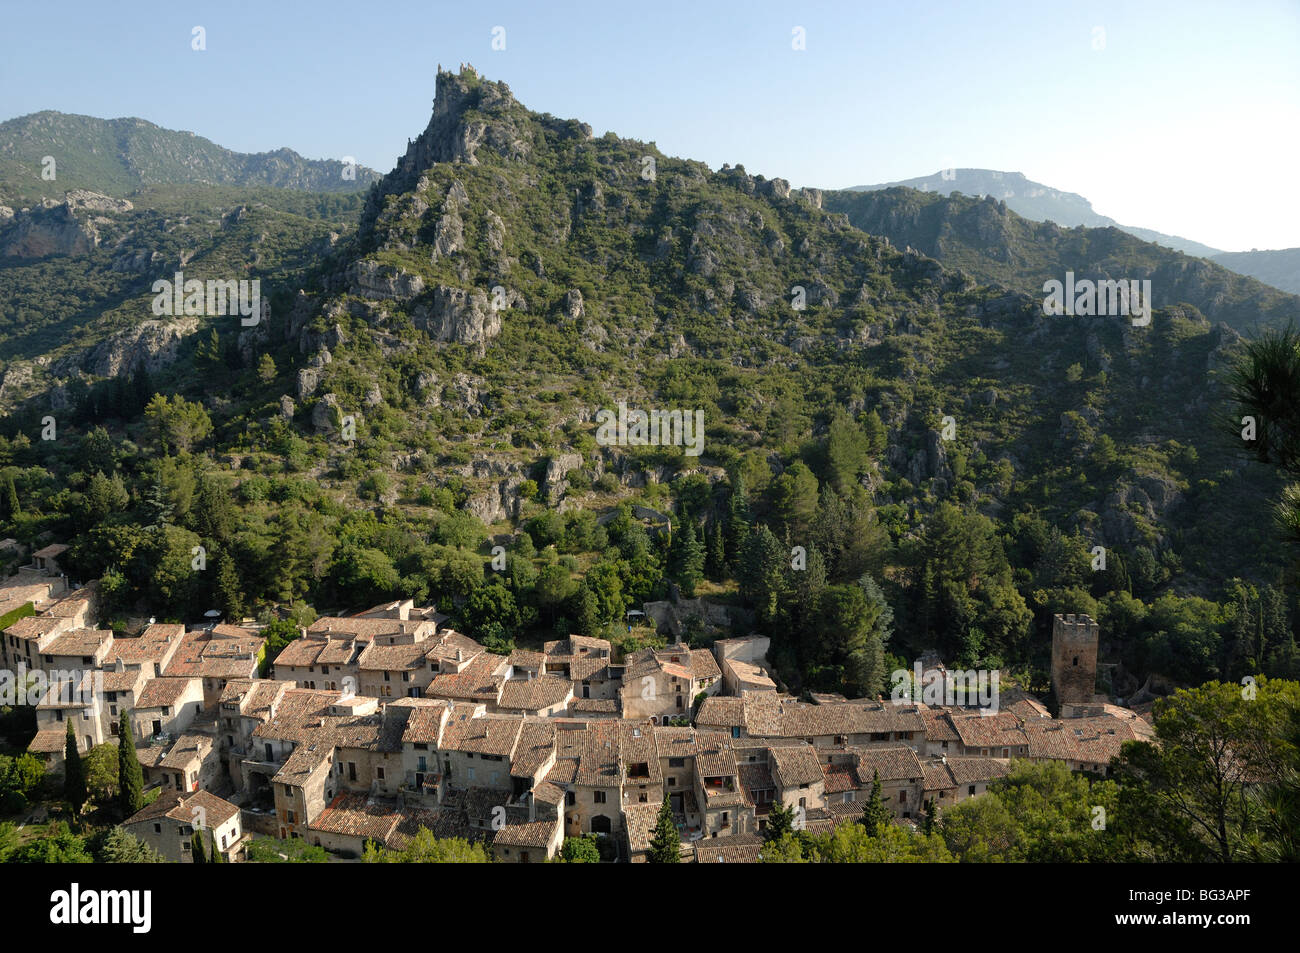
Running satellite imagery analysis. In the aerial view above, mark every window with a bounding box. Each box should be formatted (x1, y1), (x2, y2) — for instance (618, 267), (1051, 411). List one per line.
(667, 777), (676, 787)
(348, 763), (356, 781)
(565, 791), (575, 806)
(377, 767), (385, 781)
(467, 767), (475, 781)
(898, 792), (906, 803)
(968, 785), (976, 795)
(668, 757), (685, 768)
(153, 823), (161, 834)
(593, 791), (607, 804)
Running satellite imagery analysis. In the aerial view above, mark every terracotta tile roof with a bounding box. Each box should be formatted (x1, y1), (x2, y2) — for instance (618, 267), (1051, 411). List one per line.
(695, 695), (747, 729)
(441, 710), (523, 758)
(745, 698), (925, 737)
(821, 762), (857, 794)
(269, 634), (327, 665)
(694, 834), (764, 863)
(943, 757), (1011, 786)
(511, 721), (557, 778)
(619, 722), (662, 783)
(308, 617), (432, 640)
(42, 628), (113, 657)
(922, 762), (957, 791)
(159, 733), (213, 769)
(4, 615), (69, 639)
(737, 762), (775, 797)
(920, 706), (961, 742)
(497, 676), (573, 713)
(101, 669), (144, 693)
(852, 745), (925, 782)
(401, 704), (449, 745)
(769, 745), (825, 788)
(493, 817), (560, 849)
(426, 653), (505, 702)
(507, 649), (545, 669)
(574, 722), (620, 786)
(359, 641), (433, 672)
(572, 697), (618, 713)
(690, 649), (721, 680)
(543, 759), (578, 786)
(950, 711), (1028, 750)
(161, 629), (263, 678)
(272, 741), (334, 786)
(124, 789), (240, 829)
(28, 728), (67, 753)
(1023, 716), (1141, 765)
(309, 792), (400, 842)
(135, 677), (199, 710)
(622, 802), (666, 853)
(696, 748), (738, 780)
(654, 725), (700, 757)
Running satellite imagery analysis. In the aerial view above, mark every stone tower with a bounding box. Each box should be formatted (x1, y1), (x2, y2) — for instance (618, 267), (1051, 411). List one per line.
(1050, 613), (1100, 707)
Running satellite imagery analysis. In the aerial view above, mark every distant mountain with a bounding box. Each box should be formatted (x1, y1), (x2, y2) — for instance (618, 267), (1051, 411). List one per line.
(1210, 248), (1300, 296)
(848, 169), (1223, 259)
(0, 111), (380, 204)
(822, 185), (1297, 335)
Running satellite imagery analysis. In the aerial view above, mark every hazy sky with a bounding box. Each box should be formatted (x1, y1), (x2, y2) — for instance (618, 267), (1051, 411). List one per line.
(2, 0), (1297, 251)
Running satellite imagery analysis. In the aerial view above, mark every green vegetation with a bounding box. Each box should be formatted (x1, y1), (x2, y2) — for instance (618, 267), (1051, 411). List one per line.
(361, 829), (490, 863)
(0, 66), (1296, 704)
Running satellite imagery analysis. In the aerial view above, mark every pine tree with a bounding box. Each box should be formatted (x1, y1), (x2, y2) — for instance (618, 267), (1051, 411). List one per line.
(861, 769), (892, 835)
(118, 710), (143, 818)
(64, 721), (86, 813)
(669, 519), (705, 597)
(738, 524), (787, 625)
(647, 795), (680, 863)
(725, 473), (750, 565)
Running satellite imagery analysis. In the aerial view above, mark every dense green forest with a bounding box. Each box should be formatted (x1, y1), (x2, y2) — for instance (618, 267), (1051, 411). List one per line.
(0, 67), (1297, 703)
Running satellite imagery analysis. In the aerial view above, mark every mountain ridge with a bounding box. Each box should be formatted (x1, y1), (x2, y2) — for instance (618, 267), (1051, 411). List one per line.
(0, 110), (381, 204)
(848, 168), (1223, 258)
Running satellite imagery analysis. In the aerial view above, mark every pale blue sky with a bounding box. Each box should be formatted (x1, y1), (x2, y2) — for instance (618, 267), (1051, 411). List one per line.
(2, 0), (1297, 250)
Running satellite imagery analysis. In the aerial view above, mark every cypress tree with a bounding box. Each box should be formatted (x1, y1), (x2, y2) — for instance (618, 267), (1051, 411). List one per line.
(1, 471), (19, 519)
(118, 710), (143, 817)
(861, 769), (892, 835)
(647, 795), (680, 863)
(64, 721), (86, 812)
(764, 800), (795, 843)
(922, 797), (937, 835)
(210, 830), (225, 863)
(191, 830), (208, 863)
